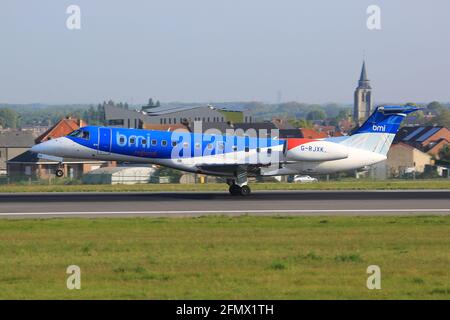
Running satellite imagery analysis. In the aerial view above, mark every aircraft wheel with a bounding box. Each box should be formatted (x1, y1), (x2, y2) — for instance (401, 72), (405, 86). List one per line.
(229, 184), (241, 195)
(55, 169), (64, 178)
(240, 185), (251, 196)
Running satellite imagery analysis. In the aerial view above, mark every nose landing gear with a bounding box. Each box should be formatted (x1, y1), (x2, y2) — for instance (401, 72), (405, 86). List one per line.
(55, 162), (64, 178)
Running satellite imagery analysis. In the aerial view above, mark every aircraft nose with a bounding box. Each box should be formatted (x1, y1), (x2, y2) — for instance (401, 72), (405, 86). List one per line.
(30, 138), (64, 156)
(30, 142), (46, 154)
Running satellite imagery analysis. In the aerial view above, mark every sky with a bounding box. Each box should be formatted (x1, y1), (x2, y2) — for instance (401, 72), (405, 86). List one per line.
(0, 0), (449, 104)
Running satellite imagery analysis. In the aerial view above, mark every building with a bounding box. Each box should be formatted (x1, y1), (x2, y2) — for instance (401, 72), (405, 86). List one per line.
(143, 123), (190, 132)
(35, 117), (84, 143)
(394, 126), (450, 158)
(6, 117), (114, 180)
(0, 131), (36, 175)
(104, 104), (252, 128)
(82, 166), (156, 184)
(386, 143), (432, 177)
(7, 151), (107, 181)
(353, 61), (372, 126)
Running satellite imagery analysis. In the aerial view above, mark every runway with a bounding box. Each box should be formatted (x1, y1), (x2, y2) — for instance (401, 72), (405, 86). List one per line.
(0, 190), (449, 218)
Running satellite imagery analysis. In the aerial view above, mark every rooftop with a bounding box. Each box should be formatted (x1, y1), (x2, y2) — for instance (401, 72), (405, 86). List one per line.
(0, 131), (37, 148)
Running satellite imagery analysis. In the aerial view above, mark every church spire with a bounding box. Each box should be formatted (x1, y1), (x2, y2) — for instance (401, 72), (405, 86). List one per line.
(358, 60), (371, 89)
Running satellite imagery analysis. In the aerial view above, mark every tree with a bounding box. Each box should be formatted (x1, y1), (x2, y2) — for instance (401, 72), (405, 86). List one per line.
(288, 118), (313, 128)
(0, 107), (20, 128)
(306, 109), (326, 121)
(439, 145), (450, 161)
(431, 109), (450, 127)
(427, 101), (445, 112)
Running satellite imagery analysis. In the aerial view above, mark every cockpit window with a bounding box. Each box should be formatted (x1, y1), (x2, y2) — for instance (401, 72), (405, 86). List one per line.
(68, 129), (90, 140)
(68, 130), (81, 137)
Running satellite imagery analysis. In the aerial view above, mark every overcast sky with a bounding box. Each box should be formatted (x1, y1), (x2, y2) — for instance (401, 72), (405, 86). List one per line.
(1, 0), (449, 104)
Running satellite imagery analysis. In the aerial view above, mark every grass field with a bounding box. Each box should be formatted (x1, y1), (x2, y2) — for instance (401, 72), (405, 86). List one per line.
(1, 179), (450, 193)
(0, 215), (449, 299)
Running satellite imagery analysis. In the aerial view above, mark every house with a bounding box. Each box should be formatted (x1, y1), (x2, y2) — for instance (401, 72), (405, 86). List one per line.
(298, 128), (328, 139)
(394, 126), (450, 158)
(6, 117), (114, 180)
(385, 143), (432, 177)
(7, 151), (107, 181)
(0, 131), (37, 175)
(35, 117), (85, 143)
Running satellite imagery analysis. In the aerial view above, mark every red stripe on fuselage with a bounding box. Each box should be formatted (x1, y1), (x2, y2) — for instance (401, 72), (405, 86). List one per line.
(287, 138), (318, 150)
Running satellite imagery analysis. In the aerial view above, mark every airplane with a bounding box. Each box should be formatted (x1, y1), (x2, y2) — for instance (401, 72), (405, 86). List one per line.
(30, 105), (418, 196)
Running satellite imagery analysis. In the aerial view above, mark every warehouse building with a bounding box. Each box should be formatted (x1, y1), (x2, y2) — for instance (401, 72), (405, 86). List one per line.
(104, 104), (252, 128)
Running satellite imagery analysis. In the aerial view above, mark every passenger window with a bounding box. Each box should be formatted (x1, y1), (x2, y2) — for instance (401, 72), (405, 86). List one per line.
(207, 144), (213, 150)
(142, 139), (147, 145)
(232, 146), (237, 151)
(183, 142), (189, 148)
(161, 140), (167, 147)
(245, 147), (249, 152)
(120, 137), (125, 144)
(218, 143), (224, 150)
(172, 141), (177, 147)
(267, 148), (272, 154)
(195, 143), (200, 149)
(151, 140), (157, 146)
(130, 137), (136, 144)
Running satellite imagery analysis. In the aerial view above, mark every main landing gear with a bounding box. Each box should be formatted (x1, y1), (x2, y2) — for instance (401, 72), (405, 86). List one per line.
(228, 184), (251, 196)
(227, 172), (251, 196)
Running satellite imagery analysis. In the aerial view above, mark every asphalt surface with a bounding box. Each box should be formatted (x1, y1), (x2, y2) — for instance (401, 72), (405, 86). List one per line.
(0, 190), (449, 218)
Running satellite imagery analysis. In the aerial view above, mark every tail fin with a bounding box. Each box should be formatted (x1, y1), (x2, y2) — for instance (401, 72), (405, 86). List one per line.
(340, 106), (419, 155)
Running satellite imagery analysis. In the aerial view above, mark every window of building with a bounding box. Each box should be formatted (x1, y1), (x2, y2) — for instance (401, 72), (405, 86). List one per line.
(160, 119), (163, 124)
(127, 119), (130, 128)
(168, 118), (171, 124)
(108, 119), (124, 126)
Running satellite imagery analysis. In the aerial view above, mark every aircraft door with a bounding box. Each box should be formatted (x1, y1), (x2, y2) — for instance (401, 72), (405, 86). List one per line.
(98, 127), (112, 154)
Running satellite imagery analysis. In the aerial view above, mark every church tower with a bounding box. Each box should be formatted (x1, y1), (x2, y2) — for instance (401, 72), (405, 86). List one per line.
(353, 60), (372, 126)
